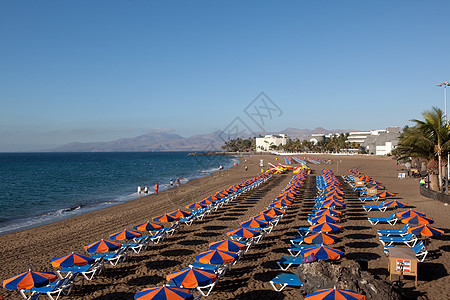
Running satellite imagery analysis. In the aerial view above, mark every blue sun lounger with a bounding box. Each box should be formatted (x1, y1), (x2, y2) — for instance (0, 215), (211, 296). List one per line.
(23, 272), (79, 300)
(378, 233), (417, 247)
(383, 241), (428, 262)
(359, 195), (380, 202)
(270, 273), (303, 291)
(276, 256), (305, 270)
(363, 201), (386, 212)
(377, 223), (410, 236)
(368, 212), (397, 226)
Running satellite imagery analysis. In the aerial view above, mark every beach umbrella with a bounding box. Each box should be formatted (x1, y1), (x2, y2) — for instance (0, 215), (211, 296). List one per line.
(166, 267), (217, 289)
(134, 286), (194, 300)
(84, 239), (122, 253)
(324, 195), (344, 201)
(407, 224), (444, 237)
(311, 214), (341, 224)
(195, 249), (238, 265)
(302, 246), (344, 261)
(309, 222), (342, 233)
(239, 218), (268, 229)
(396, 209), (426, 218)
(303, 232), (340, 244)
(376, 191), (396, 198)
(358, 175), (371, 182)
(269, 200), (292, 208)
(304, 287), (366, 300)
(110, 229), (142, 241)
(401, 215), (434, 225)
(134, 221), (163, 232)
(262, 208), (286, 216)
(153, 213), (180, 223)
(3, 270), (58, 290)
(168, 210), (192, 218)
(226, 227), (260, 239)
(383, 200), (408, 208)
(253, 213), (275, 222)
(367, 184), (386, 190)
(186, 202), (206, 210)
(209, 239), (247, 252)
(322, 200), (346, 208)
(51, 252), (95, 268)
(315, 208), (342, 217)
(197, 199), (214, 206)
(366, 180), (382, 185)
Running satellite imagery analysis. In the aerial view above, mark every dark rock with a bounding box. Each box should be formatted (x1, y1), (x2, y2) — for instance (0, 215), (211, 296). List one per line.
(297, 260), (403, 299)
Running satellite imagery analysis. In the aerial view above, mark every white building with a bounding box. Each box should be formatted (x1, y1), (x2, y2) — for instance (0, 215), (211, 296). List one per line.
(256, 134), (288, 152)
(347, 127), (401, 155)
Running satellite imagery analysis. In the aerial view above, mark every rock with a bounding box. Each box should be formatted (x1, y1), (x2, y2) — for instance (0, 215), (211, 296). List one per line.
(297, 261), (403, 299)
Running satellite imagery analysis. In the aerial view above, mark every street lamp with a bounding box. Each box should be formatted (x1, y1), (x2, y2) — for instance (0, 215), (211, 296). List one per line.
(437, 82), (450, 194)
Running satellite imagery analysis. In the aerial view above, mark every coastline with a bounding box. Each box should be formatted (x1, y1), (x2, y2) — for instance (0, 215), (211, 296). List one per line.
(1, 154), (449, 299)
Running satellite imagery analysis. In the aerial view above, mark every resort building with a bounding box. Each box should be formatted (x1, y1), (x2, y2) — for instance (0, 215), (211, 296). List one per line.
(361, 127), (401, 155)
(255, 134), (288, 152)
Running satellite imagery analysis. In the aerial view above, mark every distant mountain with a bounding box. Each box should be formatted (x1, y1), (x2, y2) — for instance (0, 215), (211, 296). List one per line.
(47, 127), (358, 152)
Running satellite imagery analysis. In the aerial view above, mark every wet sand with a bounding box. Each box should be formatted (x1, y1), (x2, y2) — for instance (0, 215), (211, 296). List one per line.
(0, 154), (449, 299)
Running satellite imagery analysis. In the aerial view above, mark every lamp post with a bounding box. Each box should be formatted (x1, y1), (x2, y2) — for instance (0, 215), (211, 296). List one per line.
(437, 82), (450, 194)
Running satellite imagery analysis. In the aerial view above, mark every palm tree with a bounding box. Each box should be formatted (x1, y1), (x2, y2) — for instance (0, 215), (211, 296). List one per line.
(396, 107), (450, 191)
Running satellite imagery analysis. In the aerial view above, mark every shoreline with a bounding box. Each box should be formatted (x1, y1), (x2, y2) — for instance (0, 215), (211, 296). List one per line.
(0, 153), (240, 236)
(1, 154), (449, 299)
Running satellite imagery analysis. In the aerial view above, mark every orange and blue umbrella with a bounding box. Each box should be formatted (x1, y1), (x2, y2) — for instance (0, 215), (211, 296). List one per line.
(239, 218), (268, 229)
(166, 267), (217, 289)
(322, 200), (346, 208)
(3, 270), (58, 290)
(303, 232), (340, 244)
(383, 200), (407, 208)
(315, 208), (342, 216)
(309, 222), (342, 233)
(51, 252), (95, 268)
(110, 229), (142, 241)
(209, 239), (247, 252)
(153, 214), (179, 223)
(358, 175), (371, 182)
(401, 215), (434, 225)
(253, 213), (275, 222)
(305, 287), (366, 300)
(262, 208), (286, 216)
(84, 239), (122, 253)
(197, 199), (214, 206)
(302, 246), (344, 261)
(367, 184), (385, 190)
(186, 202), (206, 210)
(195, 249), (238, 265)
(226, 227), (260, 238)
(376, 191), (396, 198)
(168, 210), (192, 218)
(134, 221), (163, 232)
(407, 224), (444, 237)
(134, 286), (194, 300)
(366, 180), (382, 185)
(396, 209), (426, 218)
(311, 214), (341, 224)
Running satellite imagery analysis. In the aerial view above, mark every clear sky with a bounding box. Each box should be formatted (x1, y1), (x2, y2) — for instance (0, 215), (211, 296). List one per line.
(1, 0), (449, 151)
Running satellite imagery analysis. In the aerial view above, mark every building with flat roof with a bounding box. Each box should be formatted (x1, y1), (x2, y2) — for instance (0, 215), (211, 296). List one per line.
(256, 134), (288, 152)
(362, 127), (401, 155)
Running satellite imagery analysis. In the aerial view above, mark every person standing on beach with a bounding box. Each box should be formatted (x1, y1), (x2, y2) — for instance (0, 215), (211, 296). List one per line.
(176, 177), (180, 187)
(170, 179), (174, 188)
(137, 185), (142, 196)
(154, 182), (159, 195)
(144, 185), (148, 195)
(245, 165), (248, 171)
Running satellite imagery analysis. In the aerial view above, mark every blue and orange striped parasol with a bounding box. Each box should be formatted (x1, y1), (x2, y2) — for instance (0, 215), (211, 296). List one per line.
(226, 227), (260, 239)
(134, 286), (194, 300)
(303, 232), (340, 245)
(309, 222), (342, 233)
(51, 252), (95, 268)
(110, 229), (142, 241)
(195, 249), (238, 265)
(84, 239), (122, 253)
(304, 287), (366, 300)
(134, 221), (163, 232)
(301, 246), (344, 261)
(153, 214), (180, 223)
(3, 270), (58, 290)
(166, 268), (217, 289)
(208, 239), (247, 252)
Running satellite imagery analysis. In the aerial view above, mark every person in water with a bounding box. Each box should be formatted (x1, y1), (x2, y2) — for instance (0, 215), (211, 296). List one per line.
(176, 177), (180, 187)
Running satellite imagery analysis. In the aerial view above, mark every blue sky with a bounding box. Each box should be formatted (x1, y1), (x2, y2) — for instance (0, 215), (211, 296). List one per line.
(1, 0), (449, 151)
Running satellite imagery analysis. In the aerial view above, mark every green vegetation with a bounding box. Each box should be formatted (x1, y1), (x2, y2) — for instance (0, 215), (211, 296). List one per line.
(393, 107), (450, 191)
(221, 137), (255, 152)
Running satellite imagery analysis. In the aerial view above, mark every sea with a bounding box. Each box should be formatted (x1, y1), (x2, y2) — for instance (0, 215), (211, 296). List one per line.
(0, 152), (239, 235)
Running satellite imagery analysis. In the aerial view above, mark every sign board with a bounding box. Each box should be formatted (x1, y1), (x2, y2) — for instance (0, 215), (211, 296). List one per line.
(355, 180), (364, 187)
(396, 259), (412, 273)
(367, 188), (377, 196)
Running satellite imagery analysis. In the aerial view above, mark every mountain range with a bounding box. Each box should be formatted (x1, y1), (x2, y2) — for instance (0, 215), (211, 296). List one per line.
(48, 127), (356, 152)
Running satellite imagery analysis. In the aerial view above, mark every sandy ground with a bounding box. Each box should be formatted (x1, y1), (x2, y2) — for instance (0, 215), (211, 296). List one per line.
(0, 154), (449, 300)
